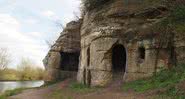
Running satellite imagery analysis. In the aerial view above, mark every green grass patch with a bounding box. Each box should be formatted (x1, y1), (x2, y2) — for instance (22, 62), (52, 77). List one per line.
(123, 64), (185, 93)
(0, 88), (26, 99)
(154, 86), (185, 99)
(49, 89), (72, 99)
(48, 82), (102, 99)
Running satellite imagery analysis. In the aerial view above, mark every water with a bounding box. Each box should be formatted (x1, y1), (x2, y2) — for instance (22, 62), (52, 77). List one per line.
(0, 81), (44, 93)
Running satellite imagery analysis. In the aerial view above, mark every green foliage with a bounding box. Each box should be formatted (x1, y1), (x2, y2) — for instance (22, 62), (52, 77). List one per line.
(171, 5), (185, 33)
(0, 58), (45, 81)
(123, 64), (185, 93)
(170, 5), (185, 24)
(0, 69), (19, 81)
(154, 86), (185, 99)
(81, 0), (165, 12)
(17, 58), (45, 81)
(0, 88), (26, 99)
(155, 5), (185, 33)
(82, 0), (111, 11)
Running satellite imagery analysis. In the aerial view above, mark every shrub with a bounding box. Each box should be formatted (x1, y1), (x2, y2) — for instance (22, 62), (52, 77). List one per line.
(17, 58), (45, 81)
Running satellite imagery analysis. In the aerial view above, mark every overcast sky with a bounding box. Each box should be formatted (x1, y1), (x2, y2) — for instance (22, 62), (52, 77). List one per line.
(0, 0), (81, 69)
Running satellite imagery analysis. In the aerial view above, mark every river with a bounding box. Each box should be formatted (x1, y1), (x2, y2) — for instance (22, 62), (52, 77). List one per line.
(0, 81), (44, 93)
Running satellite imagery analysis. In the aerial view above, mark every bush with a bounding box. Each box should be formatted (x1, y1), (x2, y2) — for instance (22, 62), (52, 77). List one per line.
(0, 69), (20, 81)
(17, 58), (45, 81)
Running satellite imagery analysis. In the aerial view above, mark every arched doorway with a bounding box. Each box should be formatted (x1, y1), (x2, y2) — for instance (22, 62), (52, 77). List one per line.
(112, 44), (127, 77)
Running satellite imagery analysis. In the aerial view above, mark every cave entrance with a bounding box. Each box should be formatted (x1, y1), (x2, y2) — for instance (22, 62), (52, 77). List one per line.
(112, 45), (127, 77)
(60, 52), (80, 71)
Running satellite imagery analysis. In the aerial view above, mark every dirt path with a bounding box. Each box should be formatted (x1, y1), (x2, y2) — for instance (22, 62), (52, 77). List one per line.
(9, 80), (70, 99)
(9, 79), (152, 99)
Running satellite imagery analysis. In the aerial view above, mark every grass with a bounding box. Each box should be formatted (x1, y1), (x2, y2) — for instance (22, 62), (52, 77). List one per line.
(49, 89), (72, 99)
(123, 64), (185, 98)
(123, 64), (185, 92)
(69, 82), (101, 93)
(154, 86), (185, 99)
(48, 82), (102, 99)
(0, 88), (26, 99)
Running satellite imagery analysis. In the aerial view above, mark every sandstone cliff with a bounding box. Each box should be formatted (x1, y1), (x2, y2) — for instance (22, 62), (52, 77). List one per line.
(43, 20), (82, 80)
(44, 0), (185, 86)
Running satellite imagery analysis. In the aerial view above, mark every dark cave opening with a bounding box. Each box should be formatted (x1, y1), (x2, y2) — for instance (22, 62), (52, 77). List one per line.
(112, 44), (127, 74)
(60, 52), (80, 71)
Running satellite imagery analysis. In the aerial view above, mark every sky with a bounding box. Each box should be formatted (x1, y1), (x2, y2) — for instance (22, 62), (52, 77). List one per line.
(0, 0), (81, 69)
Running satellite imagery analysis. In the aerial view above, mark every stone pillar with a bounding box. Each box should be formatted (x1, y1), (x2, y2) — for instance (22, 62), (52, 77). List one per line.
(77, 48), (87, 84)
(44, 52), (61, 81)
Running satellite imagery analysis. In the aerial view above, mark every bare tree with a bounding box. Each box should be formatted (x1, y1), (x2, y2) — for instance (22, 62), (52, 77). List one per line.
(45, 10), (81, 49)
(54, 20), (65, 29)
(0, 48), (11, 70)
(45, 39), (55, 48)
(44, 20), (64, 49)
(73, 11), (80, 21)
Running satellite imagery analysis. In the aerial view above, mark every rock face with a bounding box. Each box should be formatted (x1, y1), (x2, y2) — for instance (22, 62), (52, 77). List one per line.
(77, 0), (185, 86)
(44, 0), (185, 86)
(43, 20), (82, 81)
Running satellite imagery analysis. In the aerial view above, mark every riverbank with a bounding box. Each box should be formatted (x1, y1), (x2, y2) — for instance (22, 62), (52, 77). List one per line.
(3, 79), (165, 99)
(4, 79), (185, 99)
(0, 88), (29, 99)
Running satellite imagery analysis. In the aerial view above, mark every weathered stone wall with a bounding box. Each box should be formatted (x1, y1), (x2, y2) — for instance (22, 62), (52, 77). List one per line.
(77, 0), (173, 86)
(44, 20), (82, 81)
(174, 32), (185, 64)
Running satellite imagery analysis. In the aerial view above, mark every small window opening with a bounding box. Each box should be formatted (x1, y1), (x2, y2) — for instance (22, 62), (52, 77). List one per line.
(139, 47), (145, 60)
